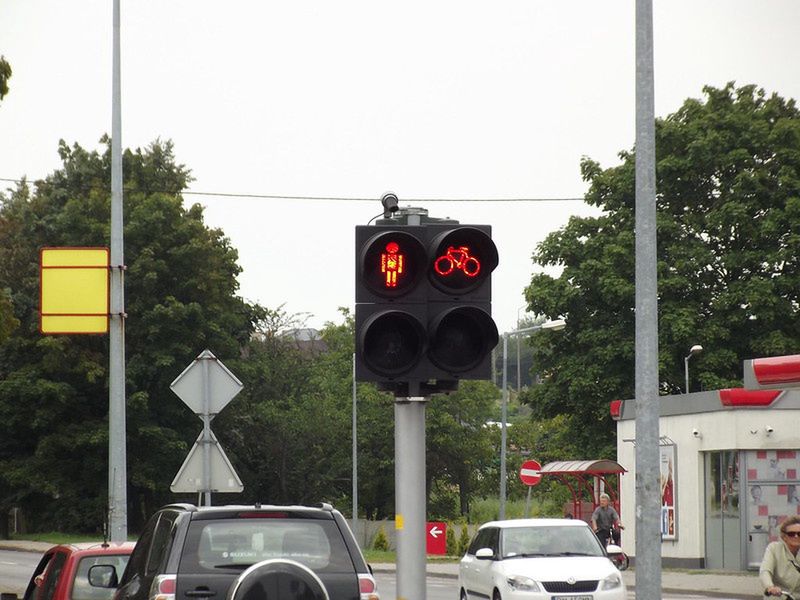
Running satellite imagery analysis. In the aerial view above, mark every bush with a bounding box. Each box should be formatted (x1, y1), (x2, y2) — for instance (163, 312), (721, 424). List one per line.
(446, 522), (457, 556)
(372, 525), (389, 551)
(457, 523), (472, 557)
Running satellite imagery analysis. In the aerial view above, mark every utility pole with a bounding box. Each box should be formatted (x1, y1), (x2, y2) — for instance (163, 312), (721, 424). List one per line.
(108, 0), (128, 542)
(635, 0), (662, 596)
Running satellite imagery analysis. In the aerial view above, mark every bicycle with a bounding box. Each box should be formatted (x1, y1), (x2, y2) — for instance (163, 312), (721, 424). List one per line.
(433, 245), (481, 278)
(597, 526), (629, 571)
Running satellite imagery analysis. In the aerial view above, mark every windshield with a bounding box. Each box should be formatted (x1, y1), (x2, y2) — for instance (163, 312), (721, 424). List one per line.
(500, 525), (604, 559)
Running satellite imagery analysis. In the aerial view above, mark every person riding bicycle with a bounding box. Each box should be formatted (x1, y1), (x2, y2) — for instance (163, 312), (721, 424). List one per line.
(591, 493), (624, 547)
(760, 515), (800, 597)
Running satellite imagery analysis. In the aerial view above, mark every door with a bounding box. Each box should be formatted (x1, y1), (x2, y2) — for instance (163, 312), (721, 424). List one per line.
(704, 450), (741, 569)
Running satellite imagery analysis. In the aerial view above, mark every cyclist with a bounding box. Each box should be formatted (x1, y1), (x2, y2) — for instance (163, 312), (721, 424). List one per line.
(591, 493), (624, 547)
(760, 515), (800, 597)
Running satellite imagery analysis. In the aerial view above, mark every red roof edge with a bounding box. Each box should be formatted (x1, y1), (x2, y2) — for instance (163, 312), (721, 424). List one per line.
(753, 354), (800, 385)
(609, 399), (622, 419)
(719, 388), (781, 407)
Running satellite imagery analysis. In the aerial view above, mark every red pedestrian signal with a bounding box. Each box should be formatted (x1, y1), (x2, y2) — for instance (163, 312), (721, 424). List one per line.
(381, 242), (404, 288)
(357, 229), (426, 300)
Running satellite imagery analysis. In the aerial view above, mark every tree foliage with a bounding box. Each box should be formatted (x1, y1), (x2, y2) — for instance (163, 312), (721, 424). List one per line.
(522, 83), (800, 457)
(426, 380), (499, 517)
(0, 55), (11, 102)
(0, 138), (256, 532)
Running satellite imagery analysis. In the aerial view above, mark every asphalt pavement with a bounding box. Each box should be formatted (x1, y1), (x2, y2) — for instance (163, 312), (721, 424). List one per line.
(0, 540), (764, 599)
(371, 561), (764, 599)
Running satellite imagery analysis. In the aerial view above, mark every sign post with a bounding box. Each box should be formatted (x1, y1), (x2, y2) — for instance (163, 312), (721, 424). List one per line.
(519, 459), (542, 518)
(170, 350), (244, 504)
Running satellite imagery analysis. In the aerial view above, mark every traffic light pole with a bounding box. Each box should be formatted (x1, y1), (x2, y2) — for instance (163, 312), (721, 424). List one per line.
(395, 395), (427, 600)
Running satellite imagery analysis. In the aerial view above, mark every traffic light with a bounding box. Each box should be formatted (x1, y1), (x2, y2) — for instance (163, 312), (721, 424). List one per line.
(355, 220), (498, 392)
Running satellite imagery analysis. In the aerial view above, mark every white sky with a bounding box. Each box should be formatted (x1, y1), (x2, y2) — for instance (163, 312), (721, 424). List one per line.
(2, 1), (799, 334)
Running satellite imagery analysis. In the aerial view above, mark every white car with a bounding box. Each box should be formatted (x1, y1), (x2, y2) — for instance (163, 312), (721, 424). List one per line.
(458, 518), (626, 600)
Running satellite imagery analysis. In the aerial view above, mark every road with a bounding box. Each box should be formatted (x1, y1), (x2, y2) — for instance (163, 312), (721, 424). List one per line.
(0, 549), (747, 600)
(0, 548), (40, 595)
(372, 572), (746, 600)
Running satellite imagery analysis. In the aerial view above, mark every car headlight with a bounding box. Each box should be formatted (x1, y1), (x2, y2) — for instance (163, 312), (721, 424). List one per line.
(600, 572), (623, 590)
(506, 575), (540, 592)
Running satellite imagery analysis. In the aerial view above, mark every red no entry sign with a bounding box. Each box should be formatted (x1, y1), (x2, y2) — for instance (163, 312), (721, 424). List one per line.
(519, 459), (542, 486)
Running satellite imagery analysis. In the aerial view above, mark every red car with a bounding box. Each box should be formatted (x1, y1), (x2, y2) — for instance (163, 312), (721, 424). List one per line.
(16, 542), (135, 600)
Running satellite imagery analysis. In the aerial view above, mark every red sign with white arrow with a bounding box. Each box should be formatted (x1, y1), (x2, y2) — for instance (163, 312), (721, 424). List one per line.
(426, 521), (447, 555)
(519, 459), (542, 486)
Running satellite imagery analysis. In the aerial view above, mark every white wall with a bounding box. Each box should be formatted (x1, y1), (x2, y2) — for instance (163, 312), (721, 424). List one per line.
(616, 407), (800, 563)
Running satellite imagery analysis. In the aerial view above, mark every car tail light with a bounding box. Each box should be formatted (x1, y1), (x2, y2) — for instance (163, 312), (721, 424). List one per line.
(149, 575), (176, 600)
(358, 574), (380, 600)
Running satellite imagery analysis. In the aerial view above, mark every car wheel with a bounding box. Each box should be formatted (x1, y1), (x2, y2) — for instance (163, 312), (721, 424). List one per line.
(226, 559), (329, 600)
(493, 590), (502, 600)
(460, 588), (468, 600)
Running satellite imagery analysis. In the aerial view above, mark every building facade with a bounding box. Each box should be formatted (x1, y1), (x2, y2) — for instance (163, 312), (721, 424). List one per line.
(614, 388), (800, 570)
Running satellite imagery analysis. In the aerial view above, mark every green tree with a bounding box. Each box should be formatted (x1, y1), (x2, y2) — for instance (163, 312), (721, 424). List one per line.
(426, 380), (498, 516)
(217, 308), (360, 507)
(0, 138), (256, 532)
(522, 83), (800, 457)
(457, 523), (472, 557)
(0, 55), (11, 102)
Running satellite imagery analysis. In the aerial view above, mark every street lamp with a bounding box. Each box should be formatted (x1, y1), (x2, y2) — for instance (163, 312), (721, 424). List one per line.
(516, 305), (527, 393)
(499, 318), (566, 519)
(684, 344), (703, 394)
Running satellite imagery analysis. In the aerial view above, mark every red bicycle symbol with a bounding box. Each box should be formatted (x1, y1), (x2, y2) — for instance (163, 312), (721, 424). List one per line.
(434, 245), (481, 278)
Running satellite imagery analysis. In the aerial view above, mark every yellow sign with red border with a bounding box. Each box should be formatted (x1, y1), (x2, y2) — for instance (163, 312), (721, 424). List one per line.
(40, 247), (110, 334)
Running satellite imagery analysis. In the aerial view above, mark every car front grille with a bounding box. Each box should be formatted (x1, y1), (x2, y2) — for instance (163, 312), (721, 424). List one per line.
(542, 580), (598, 593)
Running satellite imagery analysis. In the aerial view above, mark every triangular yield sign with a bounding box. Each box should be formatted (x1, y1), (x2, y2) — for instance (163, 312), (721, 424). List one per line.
(170, 430), (243, 493)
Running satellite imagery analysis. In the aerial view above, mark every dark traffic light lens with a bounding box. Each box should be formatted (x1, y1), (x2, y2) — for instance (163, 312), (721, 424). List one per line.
(361, 311), (426, 376)
(429, 306), (498, 373)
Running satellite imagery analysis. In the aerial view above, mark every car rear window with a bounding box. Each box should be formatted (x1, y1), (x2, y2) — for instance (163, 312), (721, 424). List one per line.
(71, 554), (132, 600)
(179, 518), (356, 574)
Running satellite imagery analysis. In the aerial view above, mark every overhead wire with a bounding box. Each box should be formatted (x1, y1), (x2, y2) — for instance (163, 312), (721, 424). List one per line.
(1, 177), (585, 203)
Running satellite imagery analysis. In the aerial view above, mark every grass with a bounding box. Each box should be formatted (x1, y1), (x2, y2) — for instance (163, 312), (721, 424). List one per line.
(362, 549), (460, 563)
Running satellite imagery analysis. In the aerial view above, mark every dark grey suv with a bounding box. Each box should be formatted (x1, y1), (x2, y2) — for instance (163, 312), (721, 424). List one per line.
(108, 503), (378, 600)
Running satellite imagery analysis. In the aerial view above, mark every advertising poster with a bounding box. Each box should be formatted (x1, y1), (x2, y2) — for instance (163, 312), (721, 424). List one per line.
(660, 444), (676, 540)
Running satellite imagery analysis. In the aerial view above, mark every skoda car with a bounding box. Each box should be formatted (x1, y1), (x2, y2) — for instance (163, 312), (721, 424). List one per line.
(458, 518), (625, 600)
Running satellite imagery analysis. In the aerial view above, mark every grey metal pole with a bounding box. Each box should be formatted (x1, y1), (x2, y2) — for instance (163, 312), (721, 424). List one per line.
(499, 333), (509, 520)
(684, 356), (690, 394)
(516, 334), (521, 393)
(202, 356), (211, 507)
(395, 397), (427, 600)
(635, 0), (662, 596)
(108, 0), (128, 543)
(352, 354), (358, 535)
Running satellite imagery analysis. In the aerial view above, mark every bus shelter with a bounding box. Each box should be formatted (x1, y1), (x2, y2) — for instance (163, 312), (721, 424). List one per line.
(540, 459), (626, 522)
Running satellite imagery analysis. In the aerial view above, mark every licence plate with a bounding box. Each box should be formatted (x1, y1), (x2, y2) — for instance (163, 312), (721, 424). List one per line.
(552, 596), (592, 600)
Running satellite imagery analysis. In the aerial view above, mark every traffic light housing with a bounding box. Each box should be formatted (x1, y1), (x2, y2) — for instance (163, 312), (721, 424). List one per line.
(355, 221), (498, 392)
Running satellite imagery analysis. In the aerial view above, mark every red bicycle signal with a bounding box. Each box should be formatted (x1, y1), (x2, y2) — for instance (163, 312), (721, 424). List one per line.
(434, 245), (481, 278)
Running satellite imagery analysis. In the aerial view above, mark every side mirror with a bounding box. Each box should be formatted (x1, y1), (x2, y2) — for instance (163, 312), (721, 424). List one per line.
(475, 547), (494, 560)
(88, 565), (119, 588)
(605, 544), (623, 554)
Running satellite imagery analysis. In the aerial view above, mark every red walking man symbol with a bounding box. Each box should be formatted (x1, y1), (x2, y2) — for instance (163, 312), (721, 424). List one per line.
(381, 242), (404, 288)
